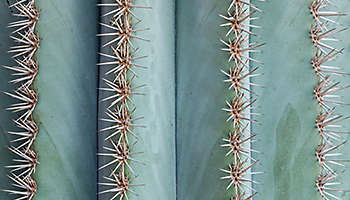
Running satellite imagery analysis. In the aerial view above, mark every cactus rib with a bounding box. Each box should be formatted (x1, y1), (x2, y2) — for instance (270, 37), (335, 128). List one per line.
(97, 0), (149, 199)
(2, 0), (39, 199)
(219, 0), (264, 198)
(310, 1), (350, 199)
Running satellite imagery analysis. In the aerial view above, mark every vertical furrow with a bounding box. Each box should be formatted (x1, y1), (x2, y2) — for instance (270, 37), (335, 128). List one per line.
(219, 1), (264, 199)
(97, 1), (149, 199)
(310, 1), (349, 199)
(2, 0), (39, 199)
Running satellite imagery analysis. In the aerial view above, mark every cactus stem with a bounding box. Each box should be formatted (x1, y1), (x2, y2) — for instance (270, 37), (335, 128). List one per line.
(220, 0), (264, 198)
(98, 0), (150, 198)
(310, 1), (349, 199)
(4, 0), (39, 199)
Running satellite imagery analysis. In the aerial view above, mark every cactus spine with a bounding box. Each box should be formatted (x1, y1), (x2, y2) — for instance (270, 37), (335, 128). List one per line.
(219, 0), (264, 199)
(310, 1), (350, 199)
(2, 0), (39, 199)
(97, 1), (149, 199)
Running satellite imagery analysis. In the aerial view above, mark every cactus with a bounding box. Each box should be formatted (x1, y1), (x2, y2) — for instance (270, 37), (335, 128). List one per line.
(32, 0), (98, 198)
(1, 0), (350, 200)
(97, 0), (175, 200)
(176, 0), (265, 199)
(177, 0), (350, 200)
(252, 0), (350, 199)
(251, 0), (319, 199)
(310, 1), (349, 199)
(2, 1), (39, 199)
(0, 1), (23, 199)
(1, 0), (98, 199)
(97, 1), (150, 199)
(218, 0), (264, 199)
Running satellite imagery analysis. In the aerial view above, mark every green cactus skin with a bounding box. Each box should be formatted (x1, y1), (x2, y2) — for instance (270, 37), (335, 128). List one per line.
(127, 1), (176, 199)
(1, 0), (350, 200)
(176, 1), (242, 199)
(251, 0), (331, 199)
(32, 0), (98, 199)
(1, 0), (98, 199)
(176, 0), (265, 199)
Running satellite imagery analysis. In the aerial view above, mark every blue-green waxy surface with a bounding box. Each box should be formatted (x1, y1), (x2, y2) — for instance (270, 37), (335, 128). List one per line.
(176, 0), (325, 199)
(176, 1), (236, 199)
(252, 0), (326, 199)
(33, 0), (98, 199)
(129, 1), (176, 199)
(0, 0), (349, 199)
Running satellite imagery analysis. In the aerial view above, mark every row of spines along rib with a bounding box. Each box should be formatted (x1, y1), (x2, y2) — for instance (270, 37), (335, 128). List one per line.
(2, 0), (39, 199)
(97, 1), (150, 199)
(310, 1), (350, 199)
(219, 1), (265, 199)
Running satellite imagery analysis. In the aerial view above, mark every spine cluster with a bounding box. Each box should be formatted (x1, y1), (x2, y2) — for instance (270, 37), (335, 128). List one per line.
(3, 1), (39, 199)
(97, 1), (149, 199)
(219, 1), (264, 199)
(310, 1), (350, 199)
